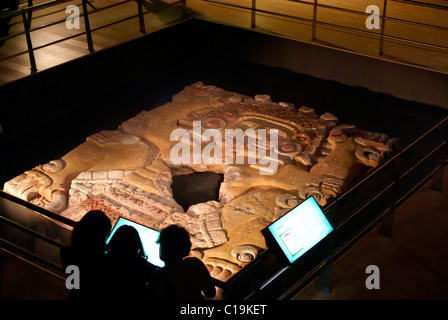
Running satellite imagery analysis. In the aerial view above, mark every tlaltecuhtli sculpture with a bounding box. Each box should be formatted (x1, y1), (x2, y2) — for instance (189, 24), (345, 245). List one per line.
(4, 82), (399, 281)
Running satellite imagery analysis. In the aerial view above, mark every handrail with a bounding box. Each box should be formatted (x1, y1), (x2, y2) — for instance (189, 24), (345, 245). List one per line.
(201, 0), (448, 70)
(0, 0), (73, 19)
(0, 190), (75, 274)
(1, 0), (446, 77)
(0, 0), (189, 77)
(0, 215), (67, 248)
(0, 237), (65, 272)
(288, 0), (448, 29)
(220, 0), (448, 36)
(0, 190), (76, 227)
(324, 116), (448, 214)
(392, 0), (448, 10)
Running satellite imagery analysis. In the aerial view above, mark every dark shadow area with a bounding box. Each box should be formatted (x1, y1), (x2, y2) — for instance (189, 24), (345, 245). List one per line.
(0, 0), (18, 39)
(171, 172), (224, 212)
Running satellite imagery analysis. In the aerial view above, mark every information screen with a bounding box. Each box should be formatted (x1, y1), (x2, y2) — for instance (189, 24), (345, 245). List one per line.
(266, 196), (333, 264)
(106, 217), (165, 268)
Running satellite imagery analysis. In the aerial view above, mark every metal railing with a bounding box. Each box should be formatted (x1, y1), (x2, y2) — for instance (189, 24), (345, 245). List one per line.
(0, 0), (188, 75)
(200, 0), (448, 72)
(1, 0), (446, 77)
(0, 189), (76, 274)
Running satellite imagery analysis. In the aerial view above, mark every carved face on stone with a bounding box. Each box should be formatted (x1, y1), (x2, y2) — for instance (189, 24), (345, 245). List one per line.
(3, 82), (399, 282)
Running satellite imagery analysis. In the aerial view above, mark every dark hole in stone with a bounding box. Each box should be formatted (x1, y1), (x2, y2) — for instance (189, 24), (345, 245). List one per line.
(171, 172), (224, 212)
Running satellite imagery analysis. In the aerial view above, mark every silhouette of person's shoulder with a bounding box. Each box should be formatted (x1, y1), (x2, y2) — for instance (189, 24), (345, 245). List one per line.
(148, 256), (215, 300)
(180, 256), (207, 271)
(125, 255), (158, 275)
(157, 256), (207, 277)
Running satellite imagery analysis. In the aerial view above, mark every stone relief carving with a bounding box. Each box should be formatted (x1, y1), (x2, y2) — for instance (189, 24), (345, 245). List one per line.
(3, 82), (399, 281)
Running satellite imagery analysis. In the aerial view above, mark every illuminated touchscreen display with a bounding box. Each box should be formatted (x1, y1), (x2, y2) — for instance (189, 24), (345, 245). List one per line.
(266, 196), (333, 264)
(106, 217), (165, 268)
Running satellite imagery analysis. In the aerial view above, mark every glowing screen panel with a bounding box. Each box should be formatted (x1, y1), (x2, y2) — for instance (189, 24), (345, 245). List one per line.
(267, 196), (333, 264)
(106, 217), (165, 268)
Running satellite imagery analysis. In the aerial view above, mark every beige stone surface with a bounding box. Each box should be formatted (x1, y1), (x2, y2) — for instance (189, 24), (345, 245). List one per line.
(3, 82), (399, 281)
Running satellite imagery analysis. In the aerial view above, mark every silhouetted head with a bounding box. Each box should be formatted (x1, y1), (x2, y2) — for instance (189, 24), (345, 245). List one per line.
(157, 225), (191, 264)
(71, 210), (111, 252)
(107, 225), (147, 260)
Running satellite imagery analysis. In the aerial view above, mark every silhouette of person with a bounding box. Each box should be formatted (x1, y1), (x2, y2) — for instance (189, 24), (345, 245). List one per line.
(146, 225), (216, 300)
(105, 225), (158, 300)
(60, 210), (111, 300)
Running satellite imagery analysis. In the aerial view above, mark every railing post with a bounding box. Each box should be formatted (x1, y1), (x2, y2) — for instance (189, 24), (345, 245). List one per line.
(137, 0), (146, 34)
(82, 0), (94, 53)
(379, 0), (388, 55)
(21, 9), (37, 74)
(27, 0), (33, 26)
(430, 165), (446, 192)
(316, 256), (333, 293)
(86, 0), (96, 10)
(251, 0), (256, 29)
(379, 209), (395, 236)
(181, 0), (188, 19)
(312, 0), (318, 40)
